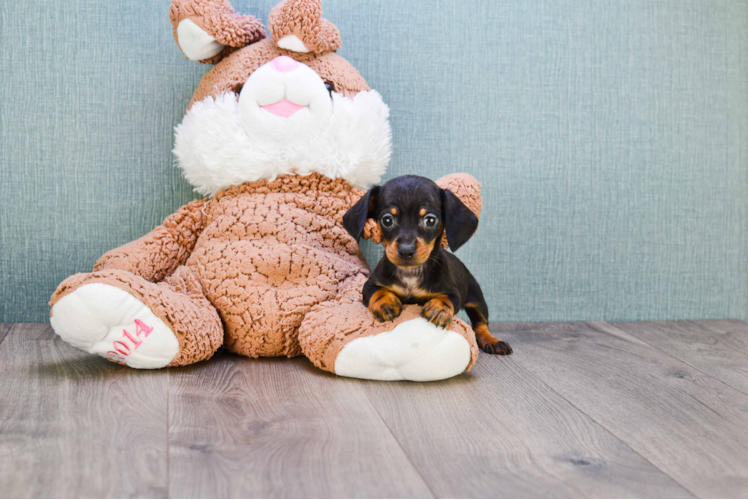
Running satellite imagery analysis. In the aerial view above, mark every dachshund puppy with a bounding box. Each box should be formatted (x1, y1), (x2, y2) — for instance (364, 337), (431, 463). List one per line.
(343, 175), (512, 355)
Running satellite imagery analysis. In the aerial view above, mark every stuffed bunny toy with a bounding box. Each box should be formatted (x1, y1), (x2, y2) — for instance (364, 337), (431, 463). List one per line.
(49, 0), (483, 381)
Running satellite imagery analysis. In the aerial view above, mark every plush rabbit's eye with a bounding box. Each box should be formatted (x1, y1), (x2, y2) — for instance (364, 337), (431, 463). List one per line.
(424, 214), (438, 228)
(381, 214), (395, 228)
(324, 81), (334, 96)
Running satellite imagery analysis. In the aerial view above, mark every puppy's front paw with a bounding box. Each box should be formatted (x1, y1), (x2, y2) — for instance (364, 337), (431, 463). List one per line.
(421, 296), (454, 328)
(369, 289), (403, 322)
(482, 340), (513, 355)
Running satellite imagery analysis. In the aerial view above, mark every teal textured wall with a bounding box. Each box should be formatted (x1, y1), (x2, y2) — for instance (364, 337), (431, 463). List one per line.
(2, 0), (747, 323)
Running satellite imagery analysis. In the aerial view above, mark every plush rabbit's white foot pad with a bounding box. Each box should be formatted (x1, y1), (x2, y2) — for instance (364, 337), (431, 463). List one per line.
(50, 283), (179, 369)
(334, 317), (472, 382)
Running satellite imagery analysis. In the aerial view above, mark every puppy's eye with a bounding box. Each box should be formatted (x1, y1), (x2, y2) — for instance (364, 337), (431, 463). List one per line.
(324, 81), (334, 96)
(381, 214), (395, 228)
(424, 214), (438, 228)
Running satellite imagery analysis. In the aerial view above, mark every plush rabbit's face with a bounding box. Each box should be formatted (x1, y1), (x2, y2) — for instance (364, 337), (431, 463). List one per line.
(169, 0), (391, 196)
(237, 52), (350, 145)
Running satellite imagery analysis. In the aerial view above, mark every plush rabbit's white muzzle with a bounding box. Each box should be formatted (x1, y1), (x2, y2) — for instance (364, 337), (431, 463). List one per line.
(238, 56), (333, 144)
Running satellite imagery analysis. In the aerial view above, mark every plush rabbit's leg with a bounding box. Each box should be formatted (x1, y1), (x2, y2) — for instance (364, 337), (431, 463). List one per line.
(299, 301), (479, 382)
(50, 266), (222, 369)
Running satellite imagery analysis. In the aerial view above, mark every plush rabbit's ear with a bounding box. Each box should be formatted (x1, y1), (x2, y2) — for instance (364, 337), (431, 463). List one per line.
(268, 0), (341, 55)
(170, 0), (266, 64)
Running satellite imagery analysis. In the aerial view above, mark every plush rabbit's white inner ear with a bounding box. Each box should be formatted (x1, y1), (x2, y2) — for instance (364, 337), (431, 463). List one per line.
(277, 34), (310, 53)
(177, 18), (226, 61)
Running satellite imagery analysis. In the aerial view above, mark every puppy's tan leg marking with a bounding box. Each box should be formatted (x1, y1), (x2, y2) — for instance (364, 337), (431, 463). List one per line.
(369, 287), (403, 322)
(466, 303), (512, 355)
(474, 324), (512, 355)
(422, 294), (454, 328)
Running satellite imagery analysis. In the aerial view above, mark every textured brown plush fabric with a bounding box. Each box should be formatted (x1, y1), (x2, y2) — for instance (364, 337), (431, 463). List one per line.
(188, 38), (369, 107)
(93, 199), (208, 283)
(268, 0), (342, 55)
(193, 174), (370, 357)
(50, 172), (482, 370)
(169, 0), (267, 65)
(171, 0), (367, 107)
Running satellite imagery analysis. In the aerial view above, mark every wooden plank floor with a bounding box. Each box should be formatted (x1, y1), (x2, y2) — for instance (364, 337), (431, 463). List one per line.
(1, 321), (747, 498)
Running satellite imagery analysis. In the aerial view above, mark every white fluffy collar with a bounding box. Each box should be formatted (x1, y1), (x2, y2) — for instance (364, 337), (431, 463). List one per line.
(173, 90), (392, 196)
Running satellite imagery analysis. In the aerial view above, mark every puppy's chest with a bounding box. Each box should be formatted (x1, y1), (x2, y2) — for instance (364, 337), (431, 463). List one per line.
(394, 268), (427, 299)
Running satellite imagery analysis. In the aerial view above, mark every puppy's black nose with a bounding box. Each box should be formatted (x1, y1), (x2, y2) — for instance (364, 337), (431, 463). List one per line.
(398, 243), (416, 260)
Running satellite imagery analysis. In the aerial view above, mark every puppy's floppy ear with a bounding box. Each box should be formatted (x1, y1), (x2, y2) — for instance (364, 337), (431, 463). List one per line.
(442, 189), (479, 251)
(344, 186), (379, 240)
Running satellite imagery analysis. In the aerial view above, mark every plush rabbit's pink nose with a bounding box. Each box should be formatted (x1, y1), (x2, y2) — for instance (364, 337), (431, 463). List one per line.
(271, 56), (298, 73)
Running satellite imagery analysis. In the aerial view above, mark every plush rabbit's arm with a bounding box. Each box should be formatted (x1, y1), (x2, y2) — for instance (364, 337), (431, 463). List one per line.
(93, 199), (209, 282)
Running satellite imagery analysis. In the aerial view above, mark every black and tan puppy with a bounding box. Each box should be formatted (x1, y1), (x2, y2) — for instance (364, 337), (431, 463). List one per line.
(343, 175), (512, 355)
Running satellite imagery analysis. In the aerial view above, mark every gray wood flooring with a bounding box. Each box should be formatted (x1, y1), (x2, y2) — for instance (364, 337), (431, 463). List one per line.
(1, 321), (747, 498)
